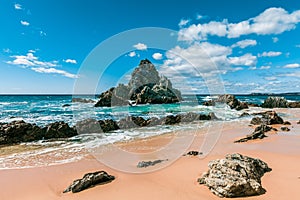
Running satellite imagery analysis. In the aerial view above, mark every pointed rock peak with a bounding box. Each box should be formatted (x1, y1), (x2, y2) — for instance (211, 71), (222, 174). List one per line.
(139, 59), (152, 65)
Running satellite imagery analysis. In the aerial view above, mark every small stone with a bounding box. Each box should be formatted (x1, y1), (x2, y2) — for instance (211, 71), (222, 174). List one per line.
(280, 126), (290, 131)
(283, 121), (291, 125)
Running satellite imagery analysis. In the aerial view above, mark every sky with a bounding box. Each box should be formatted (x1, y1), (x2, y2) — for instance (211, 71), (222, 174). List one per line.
(1, 0), (300, 94)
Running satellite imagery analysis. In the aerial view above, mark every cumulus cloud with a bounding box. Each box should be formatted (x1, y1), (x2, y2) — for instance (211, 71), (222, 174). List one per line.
(259, 66), (271, 70)
(258, 51), (282, 57)
(279, 71), (300, 78)
(228, 54), (257, 66)
(283, 63), (300, 68)
(128, 51), (136, 57)
(31, 67), (78, 79)
(7, 52), (77, 78)
(152, 53), (163, 60)
(178, 7), (300, 42)
(133, 43), (147, 50)
(178, 19), (190, 27)
(20, 20), (30, 26)
(14, 3), (22, 10)
(64, 59), (77, 64)
(231, 39), (257, 48)
(265, 76), (277, 81)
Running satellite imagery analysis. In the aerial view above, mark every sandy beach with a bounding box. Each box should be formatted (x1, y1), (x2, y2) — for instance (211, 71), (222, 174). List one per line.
(0, 108), (299, 200)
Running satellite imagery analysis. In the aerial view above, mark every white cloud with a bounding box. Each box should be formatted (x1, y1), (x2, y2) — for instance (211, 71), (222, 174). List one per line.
(258, 51), (282, 57)
(279, 71), (300, 78)
(64, 59), (77, 64)
(249, 66), (257, 70)
(259, 65), (271, 70)
(133, 43), (147, 50)
(272, 37), (279, 43)
(178, 20), (228, 41)
(6, 52), (76, 78)
(31, 67), (78, 79)
(231, 39), (257, 48)
(14, 3), (22, 10)
(128, 51), (136, 57)
(283, 63), (300, 68)
(196, 14), (204, 20)
(265, 76), (277, 81)
(20, 21), (30, 26)
(178, 7), (300, 42)
(3, 48), (11, 53)
(228, 53), (257, 66)
(178, 19), (190, 27)
(296, 44), (300, 48)
(152, 53), (163, 60)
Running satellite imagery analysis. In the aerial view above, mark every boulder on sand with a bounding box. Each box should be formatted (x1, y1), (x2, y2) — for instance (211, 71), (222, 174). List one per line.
(198, 153), (272, 198)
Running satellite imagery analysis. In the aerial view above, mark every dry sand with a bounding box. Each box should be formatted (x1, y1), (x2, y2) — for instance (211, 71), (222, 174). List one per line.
(0, 108), (299, 200)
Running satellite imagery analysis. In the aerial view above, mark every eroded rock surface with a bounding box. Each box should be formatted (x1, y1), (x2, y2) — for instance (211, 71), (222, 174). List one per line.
(198, 153), (272, 198)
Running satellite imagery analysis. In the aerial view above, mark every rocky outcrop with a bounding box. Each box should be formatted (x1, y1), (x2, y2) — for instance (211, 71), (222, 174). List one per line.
(198, 153), (272, 198)
(234, 124), (272, 143)
(63, 171), (115, 193)
(261, 96), (288, 108)
(250, 111), (284, 125)
(95, 59), (182, 107)
(203, 94), (248, 110)
(288, 101), (300, 108)
(0, 120), (77, 145)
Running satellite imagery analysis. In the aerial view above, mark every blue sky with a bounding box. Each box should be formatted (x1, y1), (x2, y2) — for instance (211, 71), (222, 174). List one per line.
(1, 0), (300, 94)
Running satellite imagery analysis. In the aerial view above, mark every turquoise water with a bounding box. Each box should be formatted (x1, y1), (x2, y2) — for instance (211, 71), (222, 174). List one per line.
(0, 94), (299, 169)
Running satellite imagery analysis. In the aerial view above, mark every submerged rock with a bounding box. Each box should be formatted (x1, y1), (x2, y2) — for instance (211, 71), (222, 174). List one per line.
(95, 59), (182, 107)
(261, 96), (288, 108)
(63, 171), (115, 193)
(198, 153), (272, 198)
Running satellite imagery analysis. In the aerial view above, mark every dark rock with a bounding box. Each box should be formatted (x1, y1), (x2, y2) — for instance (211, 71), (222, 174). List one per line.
(95, 59), (182, 107)
(234, 124), (272, 143)
(0, 120), (77, 145)
(240, 112), (250, 117)
(63, 171), (115, 193)
(72, 98), (95, 103)
(62, 104), (71, 107)
(202, 100), (215, 106)
(280, 126), (290, 131)
(208, 112), (218, 120)
(185, 151), (202, 156)
(261, 96), (288, 108)
(283, 121), (291, 125)
(75, 119), (103, 134)
(250, 117), (263, 125)
(203, 94), (248, 110)
(98, 119), (119, 132)
(43, 121), (77, 139)
(297, 120), (300, 124)
(288, 101), (300, 108)
(137, 159), (167, 168)
(198, 153), (272, 198)
(248, 103), (259, 107)
(164, 115), (181, 125)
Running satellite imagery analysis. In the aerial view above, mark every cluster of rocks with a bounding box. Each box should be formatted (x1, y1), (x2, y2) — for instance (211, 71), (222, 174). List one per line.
(0, 120), (77, 145)
(95, 59), (182, 107)
(198, 153), (272, 198)
(72, 98), (95, 104)
(75, 112), (216, 134)
(64, 171), (115, 193)
(203, 94), (248, 110)
(261, 96), (300, 108)
(235, 110), (291, 143)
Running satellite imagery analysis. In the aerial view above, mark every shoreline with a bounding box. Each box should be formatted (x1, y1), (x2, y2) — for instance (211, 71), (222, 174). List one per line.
(0, 108), (299, 199)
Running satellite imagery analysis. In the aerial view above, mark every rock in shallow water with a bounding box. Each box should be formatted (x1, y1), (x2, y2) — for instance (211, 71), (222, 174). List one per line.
(198, 153), (272, 198)
(63, 171), (115, 193)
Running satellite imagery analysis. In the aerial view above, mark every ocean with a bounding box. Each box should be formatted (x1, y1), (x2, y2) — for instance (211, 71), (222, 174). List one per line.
(0, 94), (299, 169)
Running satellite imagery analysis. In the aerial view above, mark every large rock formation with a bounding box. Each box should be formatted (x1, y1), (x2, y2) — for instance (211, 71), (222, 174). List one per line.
(203, 94), (248, 110)
(261, 96), (288, 108)
(63, 171), (115, 193)
(234, 124), (272, 143)
(95, 59), (182, 107)
(0, 120), (77, 145)
(250, 111), (284, 125)
(198, 153), (272, 198)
